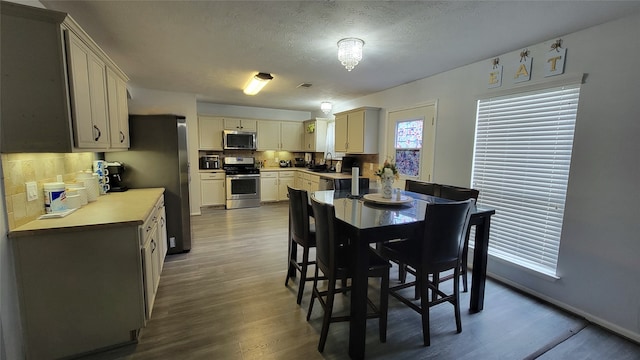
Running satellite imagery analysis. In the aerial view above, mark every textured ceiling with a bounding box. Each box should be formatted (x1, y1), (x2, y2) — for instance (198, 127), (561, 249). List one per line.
(41, 1), (640, 113)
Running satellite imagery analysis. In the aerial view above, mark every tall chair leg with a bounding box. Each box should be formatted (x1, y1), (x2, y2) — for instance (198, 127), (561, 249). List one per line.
(297, 246), (310, 304)
(419, 273), (431, 346)
(431, 272), (440, 302)
(461, 226), (471, 292)
(318, 278), (336, 353)
(454, 268), (462, 333)
(285, 239), (293, 286)
(380, 271), (389, 343)
(399, 263), (407, 283)
(307, 267), (320, 321)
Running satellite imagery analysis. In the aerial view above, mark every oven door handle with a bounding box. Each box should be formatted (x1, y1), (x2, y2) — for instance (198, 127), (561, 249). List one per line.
(226, 174), (261, 180)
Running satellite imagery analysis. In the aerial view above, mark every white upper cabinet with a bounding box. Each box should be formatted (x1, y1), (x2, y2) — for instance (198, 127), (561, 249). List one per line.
(303, 118), (328, 152)
(67, 31), (110, 149)
(107, 67), (130, 149)
(334, 107), (380, 154)
(257, 121), (281, 150)
(0, 2), (129, 153)
(280, 122), (304, 151)
(198, 116), (224, 150)
(224, 118), (257, 131)
(257, 120), (303, 151)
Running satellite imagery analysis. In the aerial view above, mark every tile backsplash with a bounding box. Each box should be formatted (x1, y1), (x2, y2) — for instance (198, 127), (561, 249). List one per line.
(1, 152), (96, 230)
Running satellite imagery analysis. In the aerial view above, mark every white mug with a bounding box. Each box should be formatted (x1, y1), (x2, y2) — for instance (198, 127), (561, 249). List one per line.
(103, 183), (110, 192)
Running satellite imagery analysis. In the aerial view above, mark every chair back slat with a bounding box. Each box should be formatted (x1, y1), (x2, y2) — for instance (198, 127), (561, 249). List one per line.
(405, 179), (439, 197)
(439, 185), (479, 201)
(288, 186), (310, 243)
(333, 178), (370, 191)
(309, 196), (335, 275)
(421, 200), (474, 271)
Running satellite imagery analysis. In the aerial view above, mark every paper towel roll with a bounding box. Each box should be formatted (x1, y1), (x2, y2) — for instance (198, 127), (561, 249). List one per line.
(352, 167), (359, 196)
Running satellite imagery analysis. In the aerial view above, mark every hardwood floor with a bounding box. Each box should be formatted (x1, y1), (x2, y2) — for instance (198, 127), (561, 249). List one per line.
(80, 202), (640, 360)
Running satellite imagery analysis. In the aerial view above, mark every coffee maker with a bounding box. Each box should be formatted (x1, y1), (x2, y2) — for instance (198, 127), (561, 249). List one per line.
(106, 162), (128, 192)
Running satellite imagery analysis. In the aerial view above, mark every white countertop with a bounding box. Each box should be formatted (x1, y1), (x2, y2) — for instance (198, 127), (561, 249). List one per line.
(9, 188), (165, 237)
(260, 167), (362, 180)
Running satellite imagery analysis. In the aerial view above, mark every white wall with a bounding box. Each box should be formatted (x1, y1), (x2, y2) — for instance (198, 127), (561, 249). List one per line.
(197, 102), (311, 122)
(1, 0), (45, 358)
(127, 87), (201, 215)
(336, 12), (640, 342)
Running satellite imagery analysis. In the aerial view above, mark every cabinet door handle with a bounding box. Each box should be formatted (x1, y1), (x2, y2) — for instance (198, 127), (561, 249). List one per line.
(151, 239), (156, 252)
(119, 131), (125, 143)
(93, 125), (101, 141)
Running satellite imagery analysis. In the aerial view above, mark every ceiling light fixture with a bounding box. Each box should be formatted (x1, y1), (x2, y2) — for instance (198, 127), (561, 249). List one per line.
(243, 72), (273, 95)
(320, 102), (332, 115)
(337, 38), (364, 71)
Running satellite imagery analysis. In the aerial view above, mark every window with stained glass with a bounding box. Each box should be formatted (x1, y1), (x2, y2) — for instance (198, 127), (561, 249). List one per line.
(394, 119), (423, 177)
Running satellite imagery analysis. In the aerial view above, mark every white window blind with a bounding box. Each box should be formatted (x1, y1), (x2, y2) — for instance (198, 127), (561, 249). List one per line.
(471, 84), (581, 276)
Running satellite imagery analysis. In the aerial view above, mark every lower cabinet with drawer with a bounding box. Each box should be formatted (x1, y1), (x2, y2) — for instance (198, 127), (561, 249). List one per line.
(278, 171), (295, 200)
(200, 172), (226, 206)
(140, 195), (167, 321)
(8, 189), (166, 359)
(261, 171), (295, 202)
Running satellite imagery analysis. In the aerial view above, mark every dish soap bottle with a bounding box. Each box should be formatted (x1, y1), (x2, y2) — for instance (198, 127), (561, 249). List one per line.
(335, 161), (342, 173)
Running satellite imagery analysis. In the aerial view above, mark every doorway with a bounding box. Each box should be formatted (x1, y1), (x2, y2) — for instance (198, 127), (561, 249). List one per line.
(387, 105), (436, 189)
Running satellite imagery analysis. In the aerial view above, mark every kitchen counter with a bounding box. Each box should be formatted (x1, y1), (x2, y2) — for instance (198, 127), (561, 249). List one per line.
(260, 167), (364, 180)
(9, 187), (166, 359)
(9, 188), (165, 237)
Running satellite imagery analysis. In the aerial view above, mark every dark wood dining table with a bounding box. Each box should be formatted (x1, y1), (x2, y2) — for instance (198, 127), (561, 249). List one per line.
(310, 189), (495, 359)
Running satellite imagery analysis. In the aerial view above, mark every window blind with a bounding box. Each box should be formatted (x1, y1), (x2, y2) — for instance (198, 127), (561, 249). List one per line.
(471, 84), (581, 276)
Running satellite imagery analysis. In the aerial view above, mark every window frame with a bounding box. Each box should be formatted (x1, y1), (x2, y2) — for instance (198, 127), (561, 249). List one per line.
(470, 78), (583, 277)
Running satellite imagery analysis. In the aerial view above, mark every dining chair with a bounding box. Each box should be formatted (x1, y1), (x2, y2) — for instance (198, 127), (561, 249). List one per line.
(437, 185), (479, 292)
(333, 178), (370, 191)
(404, 179), (439, 197)
(380, 199), (473, 346)
(393, 179), (440, 283)
(285, 186), (319, 304)
(307, 196), (391, 352)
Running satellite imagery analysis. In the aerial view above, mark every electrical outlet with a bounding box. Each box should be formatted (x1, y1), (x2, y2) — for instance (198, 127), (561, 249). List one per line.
(169, 237), (176, 248)
(26, 182), (38, 201)
(369, 163), (373, 170)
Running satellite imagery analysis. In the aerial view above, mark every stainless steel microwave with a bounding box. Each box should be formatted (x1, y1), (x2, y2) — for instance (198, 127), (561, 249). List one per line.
(223, 130), (257, 150)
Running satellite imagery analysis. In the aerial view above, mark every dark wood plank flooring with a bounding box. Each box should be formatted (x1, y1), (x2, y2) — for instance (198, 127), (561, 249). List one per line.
(79, 202), (640, 360)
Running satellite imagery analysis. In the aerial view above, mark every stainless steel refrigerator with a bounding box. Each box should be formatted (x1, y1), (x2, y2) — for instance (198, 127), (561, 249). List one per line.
(106, 114), (192, 254)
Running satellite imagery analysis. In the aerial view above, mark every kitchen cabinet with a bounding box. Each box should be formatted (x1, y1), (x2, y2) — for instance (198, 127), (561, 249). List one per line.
(334, 107), (380, 154)
(295, 172), (304, 189)
(0, 2), (130, 153)
(67, 31), (110, 148)
(260, 172), (279, 202)
(278, 171), (295, 201)
(198, 116), (224, 150)
(257, 120), (303, 151)
(8, 189), (164, 359)
(298, 172), (320, 193)
(141, 196), (166, 320)
(200, 172), (226, 206)
(304, 118), (328, 152)
(107, 67), (130, 148)
(224, 118), (257, 131)
(261, 171), (296, 202)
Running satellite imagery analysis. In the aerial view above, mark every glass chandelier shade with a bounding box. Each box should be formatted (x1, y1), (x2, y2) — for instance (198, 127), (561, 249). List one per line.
(337, 38), (364, 71)
(320, 102), (332, 114)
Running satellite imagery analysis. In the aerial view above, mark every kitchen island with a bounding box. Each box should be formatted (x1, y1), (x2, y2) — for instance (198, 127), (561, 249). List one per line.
(9, 188), (166, 359)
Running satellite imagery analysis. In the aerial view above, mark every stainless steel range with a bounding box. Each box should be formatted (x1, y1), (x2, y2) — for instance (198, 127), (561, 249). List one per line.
(223, 157), (261, 209)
